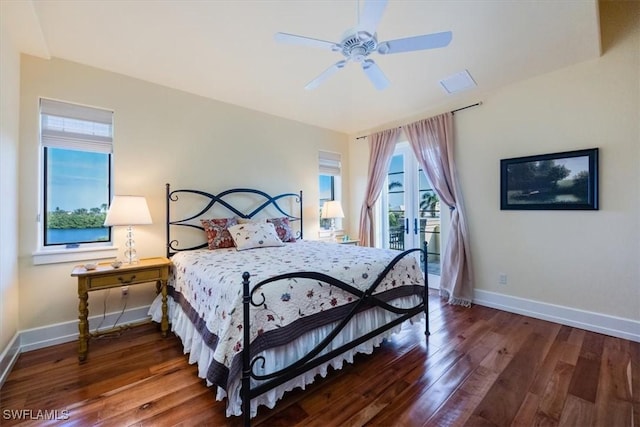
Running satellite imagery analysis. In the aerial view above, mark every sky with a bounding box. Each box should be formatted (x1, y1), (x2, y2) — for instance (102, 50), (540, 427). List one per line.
(47, 148), (109, 212)
(319, 175), (333, 200)
(554, 156), (589, 179)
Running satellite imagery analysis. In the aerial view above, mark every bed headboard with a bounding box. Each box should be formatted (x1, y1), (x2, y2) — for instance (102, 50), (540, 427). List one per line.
(166, 183), (303, 257)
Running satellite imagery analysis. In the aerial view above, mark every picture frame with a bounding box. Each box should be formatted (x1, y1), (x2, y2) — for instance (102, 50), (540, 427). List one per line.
(500, 148), (599, 210)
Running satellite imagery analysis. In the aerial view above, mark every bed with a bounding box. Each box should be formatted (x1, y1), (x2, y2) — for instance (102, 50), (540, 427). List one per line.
(150, 184), (429, 426)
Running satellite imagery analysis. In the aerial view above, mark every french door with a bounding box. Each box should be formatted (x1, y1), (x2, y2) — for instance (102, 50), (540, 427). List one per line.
(382, 142), (443, 288)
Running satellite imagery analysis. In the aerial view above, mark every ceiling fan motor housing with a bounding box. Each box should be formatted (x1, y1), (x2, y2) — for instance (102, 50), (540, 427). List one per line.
(340, 30), (377, 62)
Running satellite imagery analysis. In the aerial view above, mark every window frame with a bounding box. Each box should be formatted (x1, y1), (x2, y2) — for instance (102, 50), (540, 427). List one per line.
(34, 98), (117, 265)
(42, 147), (113, 247)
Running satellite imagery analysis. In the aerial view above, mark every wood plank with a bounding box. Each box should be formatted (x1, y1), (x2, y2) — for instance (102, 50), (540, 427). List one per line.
(566, 331), (605, 404)
(511, 391), (541, 426)
(529, 335), (565, 396)
(558, 395), (594, 427)
(537, 361), (575, 421)
(630, 341), (640, 427)
(593, 336), (633, 427)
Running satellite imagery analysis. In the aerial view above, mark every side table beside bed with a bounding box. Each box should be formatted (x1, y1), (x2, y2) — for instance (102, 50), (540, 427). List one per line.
(70, 256), (171, 362)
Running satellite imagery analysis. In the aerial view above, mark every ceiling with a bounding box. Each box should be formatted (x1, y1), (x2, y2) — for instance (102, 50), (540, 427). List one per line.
(3, 0), (601, 135)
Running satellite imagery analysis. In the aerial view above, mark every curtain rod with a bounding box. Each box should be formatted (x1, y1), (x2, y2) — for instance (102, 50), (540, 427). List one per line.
(355, 101), (482, 140)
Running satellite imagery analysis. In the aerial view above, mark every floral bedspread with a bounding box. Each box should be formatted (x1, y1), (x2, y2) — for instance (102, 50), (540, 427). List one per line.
(168, 240), (425, 390)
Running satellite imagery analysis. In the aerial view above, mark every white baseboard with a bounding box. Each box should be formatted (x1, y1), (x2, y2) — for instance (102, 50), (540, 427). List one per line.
(473, 289), (640, 343)
(0, 332), (21, 388)
(0, 305), (152, 386)
(20, 305), (152, 352)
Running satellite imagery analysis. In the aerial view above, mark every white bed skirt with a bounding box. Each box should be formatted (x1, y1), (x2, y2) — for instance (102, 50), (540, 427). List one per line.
(149, 294), (424, 418)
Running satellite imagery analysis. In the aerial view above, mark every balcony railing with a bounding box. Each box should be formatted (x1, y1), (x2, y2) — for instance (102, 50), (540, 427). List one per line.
(389, 216), (441, 275)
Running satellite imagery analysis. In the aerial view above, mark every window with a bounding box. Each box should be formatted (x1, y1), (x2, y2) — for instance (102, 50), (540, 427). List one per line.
(40, 99), (113, 249)
(318, 151), (341, 230)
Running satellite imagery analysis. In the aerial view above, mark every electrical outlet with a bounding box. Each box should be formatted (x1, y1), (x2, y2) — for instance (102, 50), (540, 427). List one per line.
(498, 273), (508, 286)
(121, 286), (129, 297)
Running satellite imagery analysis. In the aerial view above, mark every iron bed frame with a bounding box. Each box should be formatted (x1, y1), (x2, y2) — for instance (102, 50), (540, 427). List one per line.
(164, 184), (429, 426)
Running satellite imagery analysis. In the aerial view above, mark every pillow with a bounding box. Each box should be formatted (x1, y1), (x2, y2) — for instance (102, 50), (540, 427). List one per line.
(228, 222), (285, 251)
(200, 217), (238, 249)
(236, 217), (267, 224)
(267, 217), (297, 242)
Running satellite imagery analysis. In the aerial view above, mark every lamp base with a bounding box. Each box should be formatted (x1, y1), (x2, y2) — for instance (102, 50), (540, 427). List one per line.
(124, 226), (139, 264)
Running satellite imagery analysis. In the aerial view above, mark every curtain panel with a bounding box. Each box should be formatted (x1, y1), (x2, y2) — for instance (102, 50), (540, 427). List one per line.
(358, 128), (401, 247)
(402, 112), (473, 306)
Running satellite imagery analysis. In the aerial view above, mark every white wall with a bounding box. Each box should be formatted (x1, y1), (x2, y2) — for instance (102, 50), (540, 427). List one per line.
(0, 10), (22, 374)
(349, 1), (639, 329)
(18, 56), (348, 331)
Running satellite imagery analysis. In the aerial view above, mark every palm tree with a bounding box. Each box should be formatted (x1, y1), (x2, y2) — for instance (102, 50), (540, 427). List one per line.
(388, 181), (404, 228)
(420, 190), (439, 217)
(388, 181), (403, 191)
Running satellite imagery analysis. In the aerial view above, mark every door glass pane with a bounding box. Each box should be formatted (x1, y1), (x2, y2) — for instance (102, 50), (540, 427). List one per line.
(418, 168), (441, 276)
(387, 154), (405, 250)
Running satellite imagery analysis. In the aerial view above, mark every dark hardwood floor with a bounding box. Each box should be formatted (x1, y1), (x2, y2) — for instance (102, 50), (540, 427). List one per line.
(1, 293), (637, 426)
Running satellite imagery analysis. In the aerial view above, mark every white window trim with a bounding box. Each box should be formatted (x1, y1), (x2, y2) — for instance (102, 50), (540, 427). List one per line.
(32, 245), (119, 265)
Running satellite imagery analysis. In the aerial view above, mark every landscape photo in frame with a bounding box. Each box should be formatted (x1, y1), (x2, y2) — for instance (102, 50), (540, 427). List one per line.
(500, 148), (599, 210)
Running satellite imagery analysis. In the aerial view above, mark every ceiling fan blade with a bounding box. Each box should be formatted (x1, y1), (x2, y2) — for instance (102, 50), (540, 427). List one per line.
(361, 59), (389, 90)
(274, 32), (339, 51)
(378, 31), (452, 55)
(359, 0), (388, 36)
(305, 60), (347, 90)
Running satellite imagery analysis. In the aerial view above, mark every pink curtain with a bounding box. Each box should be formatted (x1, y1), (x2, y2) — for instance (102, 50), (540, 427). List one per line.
(402, 112), (473, 306)
(358, 128), (401, 247)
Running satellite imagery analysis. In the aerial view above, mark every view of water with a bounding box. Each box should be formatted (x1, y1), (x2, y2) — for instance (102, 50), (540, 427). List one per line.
(46, 228), (109, 245)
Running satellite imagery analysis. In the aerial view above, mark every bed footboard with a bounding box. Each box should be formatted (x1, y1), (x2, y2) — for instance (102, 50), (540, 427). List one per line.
(240, 245), (429, 426)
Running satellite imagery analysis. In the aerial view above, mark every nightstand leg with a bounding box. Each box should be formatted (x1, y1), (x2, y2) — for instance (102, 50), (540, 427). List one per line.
(160, 279), (168, 337)
(78, 290), (89, 362)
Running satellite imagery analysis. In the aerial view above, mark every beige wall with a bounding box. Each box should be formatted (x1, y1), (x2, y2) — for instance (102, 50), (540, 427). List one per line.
(348, 1), (639, 322)
(0, 14), (21, 358)
(18, 56), (348, 330)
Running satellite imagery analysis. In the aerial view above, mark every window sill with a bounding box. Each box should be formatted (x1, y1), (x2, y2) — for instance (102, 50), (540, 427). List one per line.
(32, 245), (119, 265)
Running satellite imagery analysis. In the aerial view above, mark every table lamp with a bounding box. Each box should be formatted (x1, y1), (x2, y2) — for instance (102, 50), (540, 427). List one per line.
(104, 195), (152, 264)
(321, 200), (344, 242)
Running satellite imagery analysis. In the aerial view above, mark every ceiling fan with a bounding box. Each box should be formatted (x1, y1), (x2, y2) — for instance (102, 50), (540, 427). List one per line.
(274, 0), (452, 90)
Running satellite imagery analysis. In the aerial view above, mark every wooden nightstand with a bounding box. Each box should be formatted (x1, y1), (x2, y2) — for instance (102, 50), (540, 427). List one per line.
(71, 257), (171, 362)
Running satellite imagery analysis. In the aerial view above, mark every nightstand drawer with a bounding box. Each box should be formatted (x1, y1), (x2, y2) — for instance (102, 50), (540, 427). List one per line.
(86, 268), (162, 290)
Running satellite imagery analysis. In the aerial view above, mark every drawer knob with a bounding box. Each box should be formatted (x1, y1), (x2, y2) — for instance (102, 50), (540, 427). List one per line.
(117, 275), (136, 285)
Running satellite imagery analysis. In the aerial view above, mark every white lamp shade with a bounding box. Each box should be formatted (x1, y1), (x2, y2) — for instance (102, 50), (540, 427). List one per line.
(321, 200), (344, 219)
(104, 195), (152, 226)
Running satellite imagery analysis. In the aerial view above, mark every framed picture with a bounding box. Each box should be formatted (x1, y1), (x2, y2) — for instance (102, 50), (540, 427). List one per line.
(500, 148), (599, 210)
